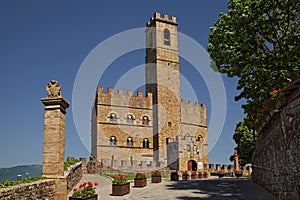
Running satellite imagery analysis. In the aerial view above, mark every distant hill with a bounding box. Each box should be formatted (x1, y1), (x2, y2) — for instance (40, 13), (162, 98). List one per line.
(0, 165), (42, 183)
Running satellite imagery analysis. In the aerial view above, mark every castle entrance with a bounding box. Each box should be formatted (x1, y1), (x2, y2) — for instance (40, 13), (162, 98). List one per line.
(187, 160), (197, 171)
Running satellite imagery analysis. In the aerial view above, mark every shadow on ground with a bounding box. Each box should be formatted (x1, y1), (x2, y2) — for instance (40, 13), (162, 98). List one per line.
(165, 178), (244, 200)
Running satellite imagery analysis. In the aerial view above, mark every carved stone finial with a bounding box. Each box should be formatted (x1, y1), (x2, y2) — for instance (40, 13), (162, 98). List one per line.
(46, 80), (62, 98)
(234, 149), (238, 156)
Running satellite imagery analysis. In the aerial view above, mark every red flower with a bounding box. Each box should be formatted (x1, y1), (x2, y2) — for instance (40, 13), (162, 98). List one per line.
(88, 182), (93, 187)
(73, 188), (78, 192)
(79, 184), (84, 188)
(120, 175), (123, 179)
(94, 182), (98, 186)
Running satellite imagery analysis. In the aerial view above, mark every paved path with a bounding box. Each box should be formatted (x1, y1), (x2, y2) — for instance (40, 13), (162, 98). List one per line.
(69, 174), (277, 200)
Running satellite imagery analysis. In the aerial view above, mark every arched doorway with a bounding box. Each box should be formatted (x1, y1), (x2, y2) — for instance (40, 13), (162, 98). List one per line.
(187, 160), (197, 171)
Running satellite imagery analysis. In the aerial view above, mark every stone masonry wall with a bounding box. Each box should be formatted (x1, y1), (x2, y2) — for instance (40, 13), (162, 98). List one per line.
(252, 82), (300, 200)
(0, 179), (56, 200)
(65, 161), (83, 192)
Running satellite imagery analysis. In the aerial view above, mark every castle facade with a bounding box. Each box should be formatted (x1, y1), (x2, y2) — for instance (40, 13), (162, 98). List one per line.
(91, 12), (208, 171)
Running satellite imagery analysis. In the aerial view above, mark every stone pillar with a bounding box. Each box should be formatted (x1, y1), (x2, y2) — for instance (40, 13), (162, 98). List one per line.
(233, 149), (239, 170)
(41, 80), (69, 200)
(80, 158), (87, 174)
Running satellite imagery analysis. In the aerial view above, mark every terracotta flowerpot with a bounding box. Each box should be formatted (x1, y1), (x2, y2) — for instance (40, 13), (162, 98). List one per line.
(69, 194), (98, 200)
(151, 176), (161, 183)
(191, 175), (197, 180)
(182, 175), (189, 180)
(198, 175), (203, 179)
(112, 182), (130, 196)
(203, 174), (208, 178)
(134, 178), (147, 187)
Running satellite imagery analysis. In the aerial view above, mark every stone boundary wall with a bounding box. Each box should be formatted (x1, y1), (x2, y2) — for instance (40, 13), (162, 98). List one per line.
(0, 179), (56, 200)
(65, 161), (83, 192)
(87, 156), (252, 176)
(252, 81), (300, 200)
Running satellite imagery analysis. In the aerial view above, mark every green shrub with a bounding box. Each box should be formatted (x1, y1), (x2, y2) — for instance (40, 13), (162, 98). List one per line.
(0, 176), (46, 188)
(64, 158), (80, 171)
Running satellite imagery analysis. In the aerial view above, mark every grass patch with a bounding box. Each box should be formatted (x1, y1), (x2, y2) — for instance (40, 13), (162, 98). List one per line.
(64, 158), (80, 171)
(0, 176), (46, 188)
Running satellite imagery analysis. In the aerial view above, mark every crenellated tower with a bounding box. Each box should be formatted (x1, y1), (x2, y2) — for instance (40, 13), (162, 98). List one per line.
(145, 12), (181, 167)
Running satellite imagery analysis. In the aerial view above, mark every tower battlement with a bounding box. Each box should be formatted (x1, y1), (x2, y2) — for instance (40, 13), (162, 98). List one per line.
(96, 86), (152, 109)
(147, 12), (177, 27)
(181, 99), (207, 127)
(181, 99), (206, 108)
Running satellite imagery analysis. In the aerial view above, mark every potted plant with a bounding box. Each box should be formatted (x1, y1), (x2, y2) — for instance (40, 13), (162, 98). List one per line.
(69, 182), (98, 200)
(134, 171), (147, 187)
(112, 174), (130, 196)
(234, 170), (243, 178)
(151, 170), (162, 183)
(198, 171), (203, 179)
(182, 171), (189, 180)
(191, 171), (197, 180)
(203, 171), (209, 178)
(216, 170), (225, 178)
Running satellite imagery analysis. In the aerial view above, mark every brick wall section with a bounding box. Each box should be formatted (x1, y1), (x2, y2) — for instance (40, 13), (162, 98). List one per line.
(65, 162), (83, 192)
(252, 81), (300, 200)
(0, 179), (56, 200)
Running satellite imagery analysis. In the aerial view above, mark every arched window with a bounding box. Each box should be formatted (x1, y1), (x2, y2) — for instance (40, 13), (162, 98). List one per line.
(196, 135), (203, 142)
(164, 28), (170, 46)
(110, 136), (117, 146)
(183, 133), (190, 140)
(142, 138), (149, 148)
(126, 137), (133, 147)
(142, 116), (149, 126)
(126, 114), (134, 125)
(109, 113), (117, 123)
(166, 137), (171, 145)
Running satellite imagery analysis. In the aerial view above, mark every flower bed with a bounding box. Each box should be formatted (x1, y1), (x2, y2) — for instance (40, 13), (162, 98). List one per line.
(182, 171), (189, 180)
(234, 170), (243, 178)
(134, 171), (147, 187)
(70, 182), (98, 199)
(151, 170), (162, 183)
(112, 174), (130, 196)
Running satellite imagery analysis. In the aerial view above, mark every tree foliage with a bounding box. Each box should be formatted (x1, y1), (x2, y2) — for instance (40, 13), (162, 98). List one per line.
(232, 119), (257, 166)
(208, 0), (300, 123)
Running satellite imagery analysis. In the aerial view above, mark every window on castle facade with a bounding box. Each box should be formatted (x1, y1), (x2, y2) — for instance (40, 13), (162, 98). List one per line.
(126, 114), (134, 125)
(110, 136), (117, 146)
(183, 133), (190, 140)
(126, 137), (133, 147)
(142, 138), (149, 148)
(197, 135), (203, 142)
(109, 113), (117, 123)
(164, 28), (170, 46)
(142, 116), (149, 126)
(166, 137), (170, 145)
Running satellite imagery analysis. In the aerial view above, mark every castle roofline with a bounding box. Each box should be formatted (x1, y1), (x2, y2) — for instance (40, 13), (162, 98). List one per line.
(97, 86), (152, 100)
(181, 99), (206, 108)
(146, 12), (177, 27)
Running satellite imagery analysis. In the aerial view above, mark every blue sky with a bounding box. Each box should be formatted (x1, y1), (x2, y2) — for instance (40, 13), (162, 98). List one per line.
(0, 0), (245, 168)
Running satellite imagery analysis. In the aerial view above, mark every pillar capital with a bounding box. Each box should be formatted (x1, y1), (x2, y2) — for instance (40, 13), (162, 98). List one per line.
(41, 97), (69, 114)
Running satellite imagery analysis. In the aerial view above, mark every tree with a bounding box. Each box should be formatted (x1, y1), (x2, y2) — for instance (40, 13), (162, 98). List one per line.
(232, 119), (257, 166)
(208, 0), (300, 123)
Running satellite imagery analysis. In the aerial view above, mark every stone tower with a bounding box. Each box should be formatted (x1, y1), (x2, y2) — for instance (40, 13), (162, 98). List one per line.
(145, 12), (181, 167)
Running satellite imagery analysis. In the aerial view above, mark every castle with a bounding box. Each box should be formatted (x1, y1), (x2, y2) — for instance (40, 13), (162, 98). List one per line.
(91, 12), (208, 172)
